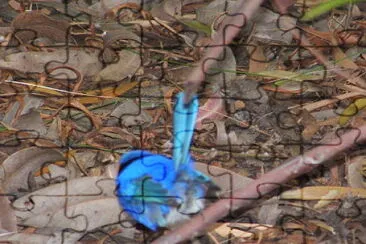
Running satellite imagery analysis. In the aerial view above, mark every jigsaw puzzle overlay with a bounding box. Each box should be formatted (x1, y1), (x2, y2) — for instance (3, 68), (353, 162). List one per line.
(1, 0), (366, 243)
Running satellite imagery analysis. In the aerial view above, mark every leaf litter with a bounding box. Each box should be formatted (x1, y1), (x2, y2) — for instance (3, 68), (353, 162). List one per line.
(0, 0), (366, 243)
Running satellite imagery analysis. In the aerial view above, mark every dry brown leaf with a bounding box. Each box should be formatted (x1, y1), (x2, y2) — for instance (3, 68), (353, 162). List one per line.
(150, 0), (182, 21)
(0, 49), (102, 78)
(0, 147), (65, 193)
(347, 156), (366, 189)
(280, 186), (366, 200)
(99, 127), (140, 146)
(69, 100), (102, 129)
(0, 232), (62, 243)
(14, 177), (115, 225)
(196, 92), (226, 130)
(11, 11), (70, 43)
(213, 120), (238, 146)
(0, 186), (17, 233)
(95, 50), (141, 82)
(248, 42), (269, 73)
(333, 47), (359, 69)
(214, 223), (272, 238)
(163, 87), (178, 115)
(77, 81), (138, 104)
(17, 196), (129, 238)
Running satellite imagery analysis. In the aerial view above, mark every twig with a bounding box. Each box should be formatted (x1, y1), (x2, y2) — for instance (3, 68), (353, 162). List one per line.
(183, 0), (265, 103)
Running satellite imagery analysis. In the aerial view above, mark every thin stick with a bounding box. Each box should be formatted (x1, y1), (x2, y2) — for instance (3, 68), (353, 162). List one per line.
(183, 0), (265, 103)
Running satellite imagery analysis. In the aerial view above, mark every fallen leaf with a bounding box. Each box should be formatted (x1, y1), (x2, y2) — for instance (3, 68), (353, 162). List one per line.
(333, 46), (359, 69)
(0, 232), (63, 243)
(0, 49), (102, 78)
(196, 92), (226, 130)
(347, 156), (366, 188)
(94, 50), (141, 82)
(0, 147), (65, 193)
(214, 223), (272, 238)
(214, 120), (238, 146)
(280, 186), (366, 200)
(0, 186), (17, 232)
(69, 100), (102, 129)
(248, 43), (268, 73)
(77, 81), (138, 104)
(14, 176), (116, 226)
(339, 98), (366, 126)
(11, 11), (69, 44)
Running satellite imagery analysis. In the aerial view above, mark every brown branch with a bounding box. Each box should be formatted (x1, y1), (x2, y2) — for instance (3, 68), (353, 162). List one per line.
(184, 0), (265, 103)
(153, 125), (366, 243)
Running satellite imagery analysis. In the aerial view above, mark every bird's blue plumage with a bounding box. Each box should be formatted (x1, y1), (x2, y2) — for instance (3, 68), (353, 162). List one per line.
(173, 92), (199, 169)
(116, 92), (218, 231)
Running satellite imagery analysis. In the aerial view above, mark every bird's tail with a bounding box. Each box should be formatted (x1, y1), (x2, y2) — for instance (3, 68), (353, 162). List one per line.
(173, 92), (199, 169)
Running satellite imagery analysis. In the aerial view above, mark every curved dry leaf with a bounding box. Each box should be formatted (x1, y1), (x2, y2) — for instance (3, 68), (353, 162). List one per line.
(104, 162), (119, 179)
(69, 100), (102, 129)
(11, 11), (70, 43)
(20, 197), (128, 233)
(0, 233), (53, 244)
(77, 81), (138, 104)
(313, 190), (340, 209)
(196, 0), (232, 26)
(150, 0), (182, 21)
(88, 0), (147, 17)
(110, 99), (152, 126)
(0, 232), (82, 244)
(2, 95), (46, 136)
(14, 176), (115, 225)
(347, 156), (366, 188)
(214, 120), (238, 146)
(162, 87), (177, 115)
(339, 98), (366, 126)
(94, 50), (141, 82)
(103, 28), (141, 48)
(333, 46), (359, 69)
(196, 92), (226, 130)
(258, 197), (283, 225)
(0, 147), (65, 193)
(214, 223), (272, 239)
(0, 186), (17, 232)
(0, 49), (102, 78)
(280, 186), (366, 200)
(99, 127), (140, 146)
(248, 43), (268, 73)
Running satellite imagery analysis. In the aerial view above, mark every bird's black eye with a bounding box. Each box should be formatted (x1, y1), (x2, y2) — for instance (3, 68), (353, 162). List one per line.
(176, 202), (183, 211)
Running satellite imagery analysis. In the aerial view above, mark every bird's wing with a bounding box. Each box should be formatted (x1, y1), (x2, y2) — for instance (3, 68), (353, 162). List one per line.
(131, 176), (180, 206)
(173, 92), (199, 169)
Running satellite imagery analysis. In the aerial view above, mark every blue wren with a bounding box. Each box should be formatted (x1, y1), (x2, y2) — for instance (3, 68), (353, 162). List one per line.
(115, 92), (219, 231)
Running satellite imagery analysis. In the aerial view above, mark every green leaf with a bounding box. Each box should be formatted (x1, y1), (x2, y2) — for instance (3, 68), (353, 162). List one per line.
(339, 98), (366, 126)
(178, 20), (212, 35)
(301, 0), (366, 21)
(0, 126), (8, 132)
(255, 70), (321, 84)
